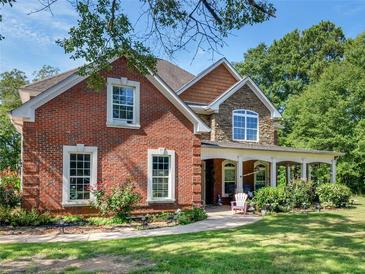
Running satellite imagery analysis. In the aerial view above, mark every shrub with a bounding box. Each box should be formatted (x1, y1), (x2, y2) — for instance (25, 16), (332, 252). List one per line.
(177, 207), (207, 225)
(93, 180), (142, 219)
(287, 180), (315, 209)
(0, 208), (52, 226)
(0, 207), (12, 225)
(317, 183), (352, 208)
(0, 175), (21, 208)
(87, 216), (126, 225)
(254, 186), (290, 212)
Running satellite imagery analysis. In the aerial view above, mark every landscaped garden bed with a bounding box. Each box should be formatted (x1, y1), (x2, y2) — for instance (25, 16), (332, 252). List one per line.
(0, 176), (208, 235)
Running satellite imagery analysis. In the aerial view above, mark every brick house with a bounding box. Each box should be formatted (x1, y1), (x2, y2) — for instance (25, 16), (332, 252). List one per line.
(10, 57), (342, 213)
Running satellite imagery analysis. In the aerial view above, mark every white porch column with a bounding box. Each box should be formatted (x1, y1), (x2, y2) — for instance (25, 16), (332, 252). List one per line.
(286, 164), (291, 184)
(331, 159), (337, 183)
(236, 156), (243, 192)
(301, 160), (307, 181)
(308, 164), (312, 181)
(270, 159), (277, 187)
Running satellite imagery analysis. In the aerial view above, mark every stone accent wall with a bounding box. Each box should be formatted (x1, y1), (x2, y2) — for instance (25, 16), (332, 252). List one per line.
(22, 57), (201, 214)
(198, 114), (211, 140)
(213, 84), (275, 145)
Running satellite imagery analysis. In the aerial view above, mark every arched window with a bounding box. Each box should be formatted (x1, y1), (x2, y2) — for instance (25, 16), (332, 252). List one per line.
(254, 161), (269, 191)
(232, 110), (259, 141)
(222, 160), (236, 197)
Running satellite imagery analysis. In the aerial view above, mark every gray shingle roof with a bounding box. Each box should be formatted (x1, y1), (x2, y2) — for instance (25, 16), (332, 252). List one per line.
(201, 140), (344, 155)
(20, 59), (195, 94)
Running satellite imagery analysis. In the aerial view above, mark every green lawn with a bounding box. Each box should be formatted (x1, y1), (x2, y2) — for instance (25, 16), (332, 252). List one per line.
(1, 197), (365, 273)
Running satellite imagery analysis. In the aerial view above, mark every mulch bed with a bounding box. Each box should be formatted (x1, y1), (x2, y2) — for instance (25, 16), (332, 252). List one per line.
(0, 221), (176, 236)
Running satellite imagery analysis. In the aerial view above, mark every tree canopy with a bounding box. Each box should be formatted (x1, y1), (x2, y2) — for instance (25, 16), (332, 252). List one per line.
(283, 33), (365, 192)
(236, 21), (346, 110)
(0, 69), (27, 172)
(32, 65), (60, 83)
(1, 0), (276, 89)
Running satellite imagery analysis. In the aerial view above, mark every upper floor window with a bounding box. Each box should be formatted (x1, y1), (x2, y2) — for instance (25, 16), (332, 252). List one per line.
(107, 77), (140, 129)
(232, 109), (259, 142)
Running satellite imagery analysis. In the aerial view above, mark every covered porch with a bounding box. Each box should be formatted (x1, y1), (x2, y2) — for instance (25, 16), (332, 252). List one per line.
(200, 141), (343, 205)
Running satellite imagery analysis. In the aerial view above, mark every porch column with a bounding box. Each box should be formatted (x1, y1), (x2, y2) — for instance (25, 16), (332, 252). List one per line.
(301, 160), (307, 181)
(286, 164), (291, 184)
(270, 159), (277, 187)
(236, 156), (243, 192)
(331, 159), (337, 183)
(308, 164), (312, 181)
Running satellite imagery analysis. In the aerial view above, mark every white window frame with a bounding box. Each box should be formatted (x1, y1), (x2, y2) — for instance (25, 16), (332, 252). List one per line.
(222, 160), (237, 197)
(147, 148), (176, 203)
(232, 109), (259, 142)
(254, 161), (269, 191)
(62, 144), (97, 207)
(106, 77), (140, 129)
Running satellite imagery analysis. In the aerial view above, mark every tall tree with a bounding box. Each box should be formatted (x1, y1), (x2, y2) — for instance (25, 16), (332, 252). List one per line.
(283, 33), (365, 192)
(236, 21), (346, 110)
(32, 65), (60, 82)
(0, 69), (28, 172)
(1, 0), (276, 89)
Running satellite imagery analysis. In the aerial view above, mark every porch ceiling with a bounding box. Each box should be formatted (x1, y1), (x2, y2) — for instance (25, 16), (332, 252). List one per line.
(201, 141), (343, 164)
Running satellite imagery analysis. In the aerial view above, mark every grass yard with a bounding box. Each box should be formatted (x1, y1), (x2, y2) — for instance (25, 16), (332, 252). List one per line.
(1, 197), (365, 273)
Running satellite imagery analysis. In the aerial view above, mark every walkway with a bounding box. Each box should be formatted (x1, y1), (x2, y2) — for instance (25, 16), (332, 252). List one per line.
(0, 207), (261, 244)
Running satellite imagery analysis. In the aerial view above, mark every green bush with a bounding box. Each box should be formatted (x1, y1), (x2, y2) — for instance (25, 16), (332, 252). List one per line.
(93, 180), (142, 219)
(0, 175), (21, 208)
(149, 211), (172, 222)
(254, 186), (290, 212)
(287, 180), (315, 209)
(317, 183), (352, 208)
(0, 208), (52, 226)
(177, 207), (207, 225)
(87, 216), (126, 225)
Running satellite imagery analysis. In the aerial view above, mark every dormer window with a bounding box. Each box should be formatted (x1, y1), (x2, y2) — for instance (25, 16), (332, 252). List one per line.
(106, 77), (140, 129)
(232, 109), (259, 142)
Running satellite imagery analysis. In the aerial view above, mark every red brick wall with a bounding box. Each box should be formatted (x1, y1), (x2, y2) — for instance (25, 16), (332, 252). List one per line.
(180, 64), (237, 104)
(21, 58), (201, 214)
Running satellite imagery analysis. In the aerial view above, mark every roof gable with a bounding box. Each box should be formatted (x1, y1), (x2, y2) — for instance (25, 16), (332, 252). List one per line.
(176, 58), (242, 101)
(209, 77), (281, 119)
(10, 58), (210, 134)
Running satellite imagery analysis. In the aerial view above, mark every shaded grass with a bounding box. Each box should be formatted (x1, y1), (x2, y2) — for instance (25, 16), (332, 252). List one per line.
(1, 197), (365, 273)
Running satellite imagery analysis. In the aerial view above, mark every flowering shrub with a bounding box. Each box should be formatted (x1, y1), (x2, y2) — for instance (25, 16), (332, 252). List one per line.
(287, 180), (315, 209)
(317, 183), (352, 208)
(92, 179), (142, 219)
(254, 186), (290, 212)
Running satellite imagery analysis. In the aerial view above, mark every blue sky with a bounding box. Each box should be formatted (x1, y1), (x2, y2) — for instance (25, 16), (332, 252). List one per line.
(1, 0), (364, 79)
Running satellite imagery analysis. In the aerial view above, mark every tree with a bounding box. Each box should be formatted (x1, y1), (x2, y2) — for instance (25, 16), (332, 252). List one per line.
(283, 33), (365, 192)
(32, 65), (60, 82)
(0, 69), (27, 110)
(1, 0), (276, 89)
(0, 69), (28, 172)
(235, 21), (346, 110)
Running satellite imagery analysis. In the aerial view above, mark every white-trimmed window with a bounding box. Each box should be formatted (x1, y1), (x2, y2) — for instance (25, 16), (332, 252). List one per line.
(222, 160), (236, 197)
(107, 77), (140, 129)
(62, 145), (97, 206)
(147, 148), (175, 203)
(232, 109), (259, 141)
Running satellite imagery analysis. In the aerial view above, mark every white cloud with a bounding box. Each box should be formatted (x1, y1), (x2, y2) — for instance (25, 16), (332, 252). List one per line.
(2, 17), (55, 46)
